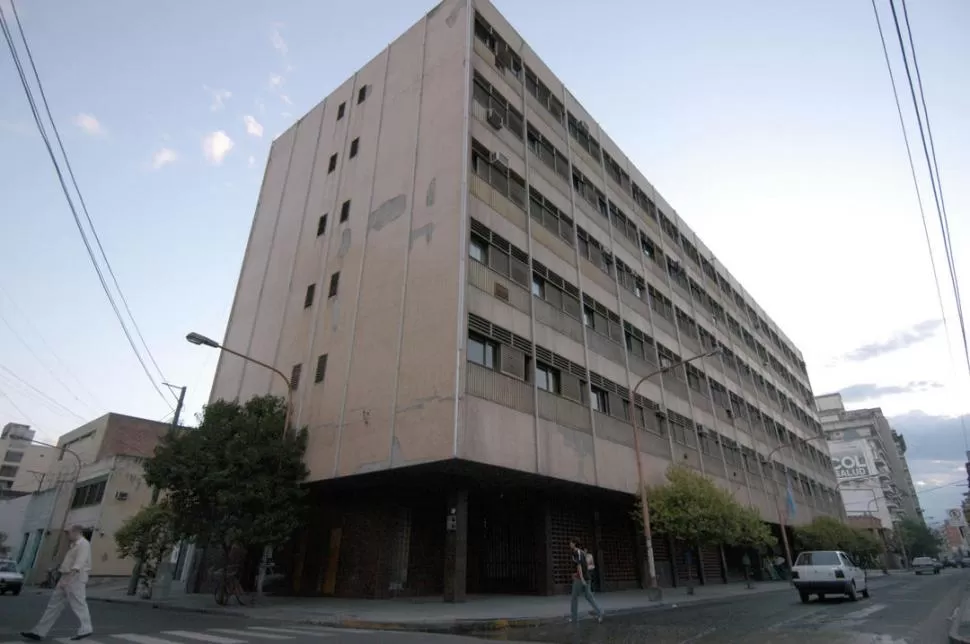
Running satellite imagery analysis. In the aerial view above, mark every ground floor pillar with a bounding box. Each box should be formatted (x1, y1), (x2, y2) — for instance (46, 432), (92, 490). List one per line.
(443, 489), (468, 603)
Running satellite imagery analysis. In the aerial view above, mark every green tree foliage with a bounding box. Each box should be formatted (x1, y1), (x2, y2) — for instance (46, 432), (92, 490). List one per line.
(897, 517), (939, 558)
(794, 517), (885, 566)
(115, 503), (176, 592)
(736, 505), (777, 551)
(144, 395), (309, 555)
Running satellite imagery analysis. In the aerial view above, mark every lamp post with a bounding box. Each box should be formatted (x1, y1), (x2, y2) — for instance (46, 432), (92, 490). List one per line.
(761, 434), (824, 583)
(629, 347), (720, 596)
(185, 331), (293, 599)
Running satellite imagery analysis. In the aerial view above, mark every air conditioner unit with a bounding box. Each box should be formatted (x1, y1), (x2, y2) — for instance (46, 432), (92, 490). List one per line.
(489, 151), (510, 169)
(495, 45), (513, 68)
(654, 407), (667, 420)
(493, 282), (510, 302)
(486, 108), (504, 129)
(578, 120), (590, 132)
(114, 491), (129, 501)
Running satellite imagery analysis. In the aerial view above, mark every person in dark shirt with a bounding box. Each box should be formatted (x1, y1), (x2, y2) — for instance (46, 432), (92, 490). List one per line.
(568, 538), (603, 624)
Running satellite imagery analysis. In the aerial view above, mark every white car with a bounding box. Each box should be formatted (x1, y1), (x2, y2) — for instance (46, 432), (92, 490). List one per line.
(0, 559), (23, 596)
(791, 550), (869, 603)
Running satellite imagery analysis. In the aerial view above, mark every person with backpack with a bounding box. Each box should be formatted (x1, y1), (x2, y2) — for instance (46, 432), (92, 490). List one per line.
(568, 538), (604, 624)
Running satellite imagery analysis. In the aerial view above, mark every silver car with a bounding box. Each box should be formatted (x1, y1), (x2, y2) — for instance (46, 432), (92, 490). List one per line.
(912, 556), (941, 575)
(0, 559), (23, 595)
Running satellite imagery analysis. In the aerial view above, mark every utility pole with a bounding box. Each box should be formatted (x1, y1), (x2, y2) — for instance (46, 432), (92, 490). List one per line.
(127, 385), (186, 596)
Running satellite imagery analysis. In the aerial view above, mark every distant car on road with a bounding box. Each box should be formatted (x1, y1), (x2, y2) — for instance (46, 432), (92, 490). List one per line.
(0, 559), (23, 595)
(912, 556), (941, 574)
(791, 550), (869, 603)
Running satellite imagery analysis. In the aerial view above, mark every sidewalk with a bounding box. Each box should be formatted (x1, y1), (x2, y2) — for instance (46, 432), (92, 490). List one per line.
(82, 571), (892, 634)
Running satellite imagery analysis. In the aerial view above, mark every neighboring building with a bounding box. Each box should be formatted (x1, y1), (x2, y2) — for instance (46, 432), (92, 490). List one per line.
(847, 514), (900, 569)
(0, 494), (32, 559)
(817, 393), (923, 529)
(0, 423), (58, 497)
(12, 413), (170, 583)
(208, 0), (841, 598)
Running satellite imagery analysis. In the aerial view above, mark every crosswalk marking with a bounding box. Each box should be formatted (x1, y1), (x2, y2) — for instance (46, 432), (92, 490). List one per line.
(163, 633), (244, 644)
(842, 603), (887, 620)
(111, 634), (184, 644)
(208, 630), (292, 641)
(245, 628), (335, 637)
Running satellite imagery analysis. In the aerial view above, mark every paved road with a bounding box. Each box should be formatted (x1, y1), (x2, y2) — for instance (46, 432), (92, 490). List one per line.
(480, 568), (970, 643)
(0, 593), (495, 644)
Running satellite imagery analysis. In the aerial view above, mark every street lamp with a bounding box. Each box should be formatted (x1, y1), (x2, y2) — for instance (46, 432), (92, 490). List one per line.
(761, 434), (824, 583)
(185, 331), (294, 599)
(630, 347), (720, 597)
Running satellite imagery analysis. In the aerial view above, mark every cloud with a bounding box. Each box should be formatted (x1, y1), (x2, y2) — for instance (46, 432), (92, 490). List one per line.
(151, 147), (178, 169)
(270, 74), (284, 88)
(841, 319), (942, 362)
(248, 155), (256, 168)
(203, 86), (232, 112)
(839, 381), (943, 403)
(73, 113), (104, 135)
(243, 115), (264, 137)
(280, 94), (292, 106)
(202, 131), (234, 165)
(270, 24), (288, 55)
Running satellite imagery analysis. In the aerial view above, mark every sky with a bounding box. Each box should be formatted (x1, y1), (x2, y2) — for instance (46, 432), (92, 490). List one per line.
(0, 0), (968, 521)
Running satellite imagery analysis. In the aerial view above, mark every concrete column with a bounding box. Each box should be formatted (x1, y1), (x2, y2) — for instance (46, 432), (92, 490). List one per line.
(443, 489), (468, 603)
(536, 500), (554, 595)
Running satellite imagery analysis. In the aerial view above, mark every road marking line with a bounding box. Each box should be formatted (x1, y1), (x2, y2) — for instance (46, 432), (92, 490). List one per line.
(55, 640), (109, 644)
(678, 626), (716, 643)
(111, 635), (185, 644)
(246, 628), (336, 638)
(163, 633), (243, 644)
(209, 630), (292, 640)
(841, 603), (887, 620)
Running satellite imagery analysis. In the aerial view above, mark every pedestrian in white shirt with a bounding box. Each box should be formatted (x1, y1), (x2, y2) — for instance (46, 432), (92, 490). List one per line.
(22, 525), (93, 641)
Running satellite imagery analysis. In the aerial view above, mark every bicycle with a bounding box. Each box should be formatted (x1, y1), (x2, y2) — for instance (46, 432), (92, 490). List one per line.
(212, 564), (249, 606)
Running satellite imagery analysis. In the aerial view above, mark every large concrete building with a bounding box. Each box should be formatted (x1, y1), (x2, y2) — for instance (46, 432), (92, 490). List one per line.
(209, 0), (841, 598)
(817, 393), (923, 530)
(0, 423), (57, 497)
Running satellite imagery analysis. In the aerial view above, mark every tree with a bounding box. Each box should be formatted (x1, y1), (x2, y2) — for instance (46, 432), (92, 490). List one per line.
(115, 503), (176, 594)
(736, 505), (777, 552)
(794, 517), (884, 567)
(144, 395), (309, 558)
(897, 517), (939, 558)
(635, 466), (749, 591)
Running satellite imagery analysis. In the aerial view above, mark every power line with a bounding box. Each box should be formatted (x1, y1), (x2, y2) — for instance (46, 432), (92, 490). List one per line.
(0, 3), (175, 409)
(0, 363), (86, 422)
(0, 383), (35, 425)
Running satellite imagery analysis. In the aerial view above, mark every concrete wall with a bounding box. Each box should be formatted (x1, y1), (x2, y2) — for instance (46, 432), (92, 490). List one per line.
(210, 0), (470, 482)
(0, 494), (31, 557)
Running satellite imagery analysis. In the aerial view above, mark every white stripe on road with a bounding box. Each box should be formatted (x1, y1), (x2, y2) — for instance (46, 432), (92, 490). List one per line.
(208, 630), (292, 641)
(55, 640), (109, 644)
(246, 628), (336, 637)
(842, 603), (887, 620)
(163, 633), (244, 644)
(111, 635), (184, 644)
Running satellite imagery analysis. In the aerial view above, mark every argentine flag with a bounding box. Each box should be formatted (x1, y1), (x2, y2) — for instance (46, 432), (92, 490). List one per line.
(785, 473), (797, 519)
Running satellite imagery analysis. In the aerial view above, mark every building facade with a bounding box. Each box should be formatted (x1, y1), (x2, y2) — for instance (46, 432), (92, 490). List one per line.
(0, 423), (58, 497)
(817, 393), (923, 530)
(6, 413), (170, 582)
(209, 0), (841, 598)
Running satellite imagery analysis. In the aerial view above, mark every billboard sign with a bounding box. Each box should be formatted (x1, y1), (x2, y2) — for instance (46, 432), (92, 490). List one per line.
(948, 508), (967, 528)
(830, 440), (877, 480)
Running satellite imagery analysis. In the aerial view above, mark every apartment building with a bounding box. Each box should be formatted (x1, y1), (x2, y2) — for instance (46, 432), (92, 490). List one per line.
(209, 0), (841, 599)
(0, 423), (57, 497)
(817, 393), (923, 529)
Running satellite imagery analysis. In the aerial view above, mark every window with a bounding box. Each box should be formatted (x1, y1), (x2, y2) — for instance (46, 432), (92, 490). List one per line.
(583, 306), (593, 328)
(70, 480), (106, 508)
(317, 214), (328, 237)
(290, 364), (302, 390)
(535, 364), (559, 394)
(328, 154), (337, 174)
(357, 85), (368, 104)
(3, 450), (24, 463)
(590, 387), (609, 414)
(0, 465), (17, 478)
(328, 272), (340, 297)
(349, 137), (359, 158)
(304, 284), (316, 308)
(315, 354), (328, 384)
(337, 102), (346, 120)
(469, 236), (487, 263)
(467, 333), (496, 369)
(531, 275), (545, 298)
(340, 200), (351, 222)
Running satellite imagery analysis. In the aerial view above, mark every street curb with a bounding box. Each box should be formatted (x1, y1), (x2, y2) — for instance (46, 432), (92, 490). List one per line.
(85, 583), (800, 634)
(949, 592), (970, 644)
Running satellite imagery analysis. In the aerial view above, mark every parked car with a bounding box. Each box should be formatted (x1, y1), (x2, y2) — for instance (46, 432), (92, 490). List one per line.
(912, 556), (941, 574)
(0, 559), (23, 595)
(791, 550), (869, 603)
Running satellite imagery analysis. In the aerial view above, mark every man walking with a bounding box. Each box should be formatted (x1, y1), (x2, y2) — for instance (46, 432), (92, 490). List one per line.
(568, 538), (603, 624)
(22, 525), (93, 641)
